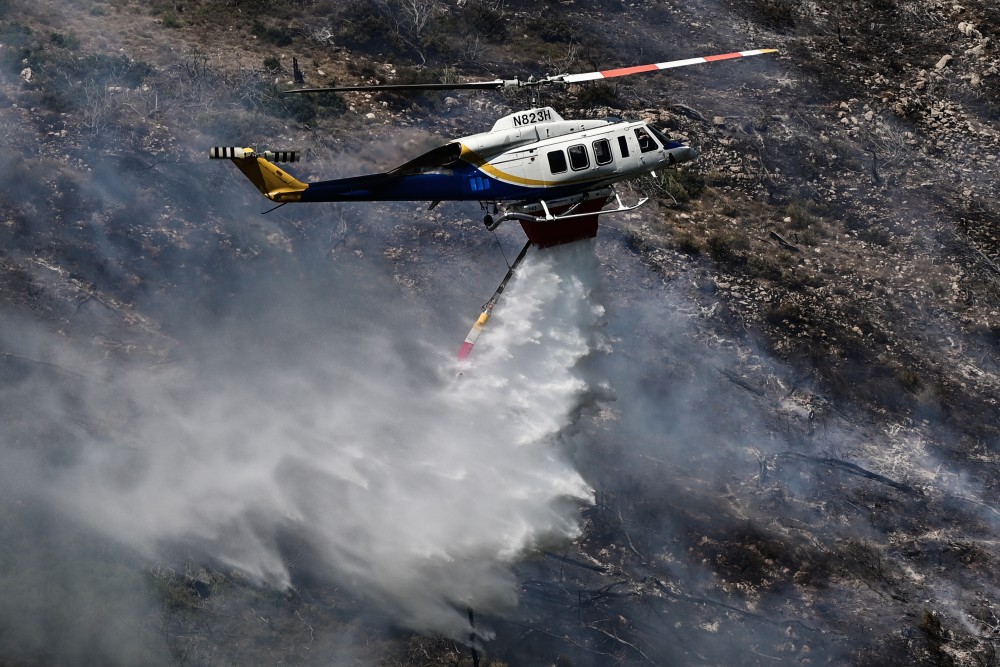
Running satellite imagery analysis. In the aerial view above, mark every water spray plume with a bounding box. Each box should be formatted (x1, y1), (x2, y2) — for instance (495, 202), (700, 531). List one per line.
(47, 241), (603, 640)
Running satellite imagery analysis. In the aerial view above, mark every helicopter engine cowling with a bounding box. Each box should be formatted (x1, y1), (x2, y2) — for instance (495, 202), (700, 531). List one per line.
(209, 147), (299, 162)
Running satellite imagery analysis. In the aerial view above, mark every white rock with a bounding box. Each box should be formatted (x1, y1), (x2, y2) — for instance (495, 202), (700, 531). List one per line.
(958, 21), (981, 37)
(935, 54), (953, 70)
(966, 43), (985, 58)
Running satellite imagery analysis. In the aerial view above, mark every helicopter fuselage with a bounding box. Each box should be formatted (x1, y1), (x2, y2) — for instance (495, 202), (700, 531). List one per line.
(212, 106), (695, 246)
(297, 107), (694, 205)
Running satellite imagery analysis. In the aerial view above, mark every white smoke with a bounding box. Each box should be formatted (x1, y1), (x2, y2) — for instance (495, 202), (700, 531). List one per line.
(48, 240), (601, 638)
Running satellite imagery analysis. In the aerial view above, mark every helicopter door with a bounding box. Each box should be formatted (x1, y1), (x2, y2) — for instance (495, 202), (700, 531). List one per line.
(591, 137), (618, 176)
(616, 132), (641, 172)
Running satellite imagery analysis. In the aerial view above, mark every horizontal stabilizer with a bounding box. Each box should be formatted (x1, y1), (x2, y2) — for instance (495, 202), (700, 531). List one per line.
(209, 147), (299, 163)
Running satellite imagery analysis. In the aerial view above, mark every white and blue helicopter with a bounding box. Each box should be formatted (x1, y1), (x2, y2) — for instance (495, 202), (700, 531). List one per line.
(211, 48), (776, 248)
(211, 48), (776, 357)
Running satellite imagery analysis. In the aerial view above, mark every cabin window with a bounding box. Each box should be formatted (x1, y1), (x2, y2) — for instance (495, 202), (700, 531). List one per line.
(617, 136), (630, 158)
(568, 144), (590, 170)
(593, 139), (613, 166)
(547, 150), (568, 174)
(634, 127), (658, 153)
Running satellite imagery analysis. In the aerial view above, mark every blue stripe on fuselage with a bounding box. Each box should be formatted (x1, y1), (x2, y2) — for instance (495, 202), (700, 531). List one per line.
(297, 160), (605, 203)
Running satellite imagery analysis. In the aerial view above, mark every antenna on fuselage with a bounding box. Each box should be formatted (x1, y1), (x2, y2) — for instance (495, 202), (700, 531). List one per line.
(529, 75), (540, 107)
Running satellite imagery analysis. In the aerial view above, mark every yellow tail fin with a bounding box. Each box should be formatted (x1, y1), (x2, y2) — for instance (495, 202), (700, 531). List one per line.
(209, 147), (308, 202)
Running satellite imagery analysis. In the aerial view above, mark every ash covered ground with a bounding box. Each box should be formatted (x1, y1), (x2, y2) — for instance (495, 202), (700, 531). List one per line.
(1, 0), (1000, 664)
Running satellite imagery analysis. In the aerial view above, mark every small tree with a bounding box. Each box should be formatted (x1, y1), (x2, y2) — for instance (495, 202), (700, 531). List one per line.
(371, 0), (442, 64)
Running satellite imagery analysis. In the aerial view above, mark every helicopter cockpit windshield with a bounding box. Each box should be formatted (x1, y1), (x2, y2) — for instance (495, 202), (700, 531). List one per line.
(634, 127), (658, 153)
(648, 125), (682, 149)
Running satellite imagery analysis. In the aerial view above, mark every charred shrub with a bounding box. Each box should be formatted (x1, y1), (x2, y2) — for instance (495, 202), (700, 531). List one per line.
(12, 29), (152, 114)
(647, 4), (672, 25)
(674, 234), (702, 256)
(740, 0), (801, 30)
(0, 23), (33, 70)
(765, 299), (807, 327)
(527, 17), (574, 44)
(338, 0), (451, 63)
(707, 231), (750, 267)
(258, 86), (345, 124)
(337, 1), (391, 53)
(69, 53), (152, 87)
(746, 254), (785, 282)
(575, 82), (619, 108)
(48, 31), (81, 50)
(459, 0), (508, 42)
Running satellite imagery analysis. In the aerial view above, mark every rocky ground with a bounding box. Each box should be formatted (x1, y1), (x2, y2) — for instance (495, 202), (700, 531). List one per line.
(1, 0), (999, 664)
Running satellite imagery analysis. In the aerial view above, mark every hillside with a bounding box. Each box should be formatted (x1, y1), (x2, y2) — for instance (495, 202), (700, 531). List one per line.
(1, 0), (999, 665)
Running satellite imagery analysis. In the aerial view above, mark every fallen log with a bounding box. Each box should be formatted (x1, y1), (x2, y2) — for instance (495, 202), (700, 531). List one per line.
(775, 451), (917, 495)
(720, 368), (766, 396)
(544, 551), (608, 573)
(769, 230), (800, 252)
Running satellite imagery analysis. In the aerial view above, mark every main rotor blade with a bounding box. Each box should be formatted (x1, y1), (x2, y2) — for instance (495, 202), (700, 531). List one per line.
(556, 48), (778, 84)
(284, 80), (510, 94)
(283, 48), (777, 95)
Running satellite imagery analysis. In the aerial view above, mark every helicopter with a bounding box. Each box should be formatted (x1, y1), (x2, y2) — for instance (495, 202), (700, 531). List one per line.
(210, 48), (777, 357)
(210, 48), (775, 248)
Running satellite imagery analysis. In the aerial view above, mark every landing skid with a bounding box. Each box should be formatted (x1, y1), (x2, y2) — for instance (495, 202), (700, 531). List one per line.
(480, 185), (648, 248)
(484, 186), (648, 231)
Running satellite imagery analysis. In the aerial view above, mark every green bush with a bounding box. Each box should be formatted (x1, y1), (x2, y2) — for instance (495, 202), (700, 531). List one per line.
(160, 11), (181, 28)
(248, 82), (346, 124)
(674, 234), (702, 256)
(48, 31), (81, 50)
(527, 17), (574, 43)
(252, 20), (293, 47)
(786, 199), (823, 229)
(263, 56), (281, 73)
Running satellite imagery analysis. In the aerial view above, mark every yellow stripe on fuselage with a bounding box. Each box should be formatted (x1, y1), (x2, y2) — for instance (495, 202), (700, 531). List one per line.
(460, 144), (548, 187)
(459, 143), (625, 190)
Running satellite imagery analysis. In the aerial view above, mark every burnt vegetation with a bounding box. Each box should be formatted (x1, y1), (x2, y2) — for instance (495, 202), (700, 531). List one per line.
(1, 0), (1000, 664)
